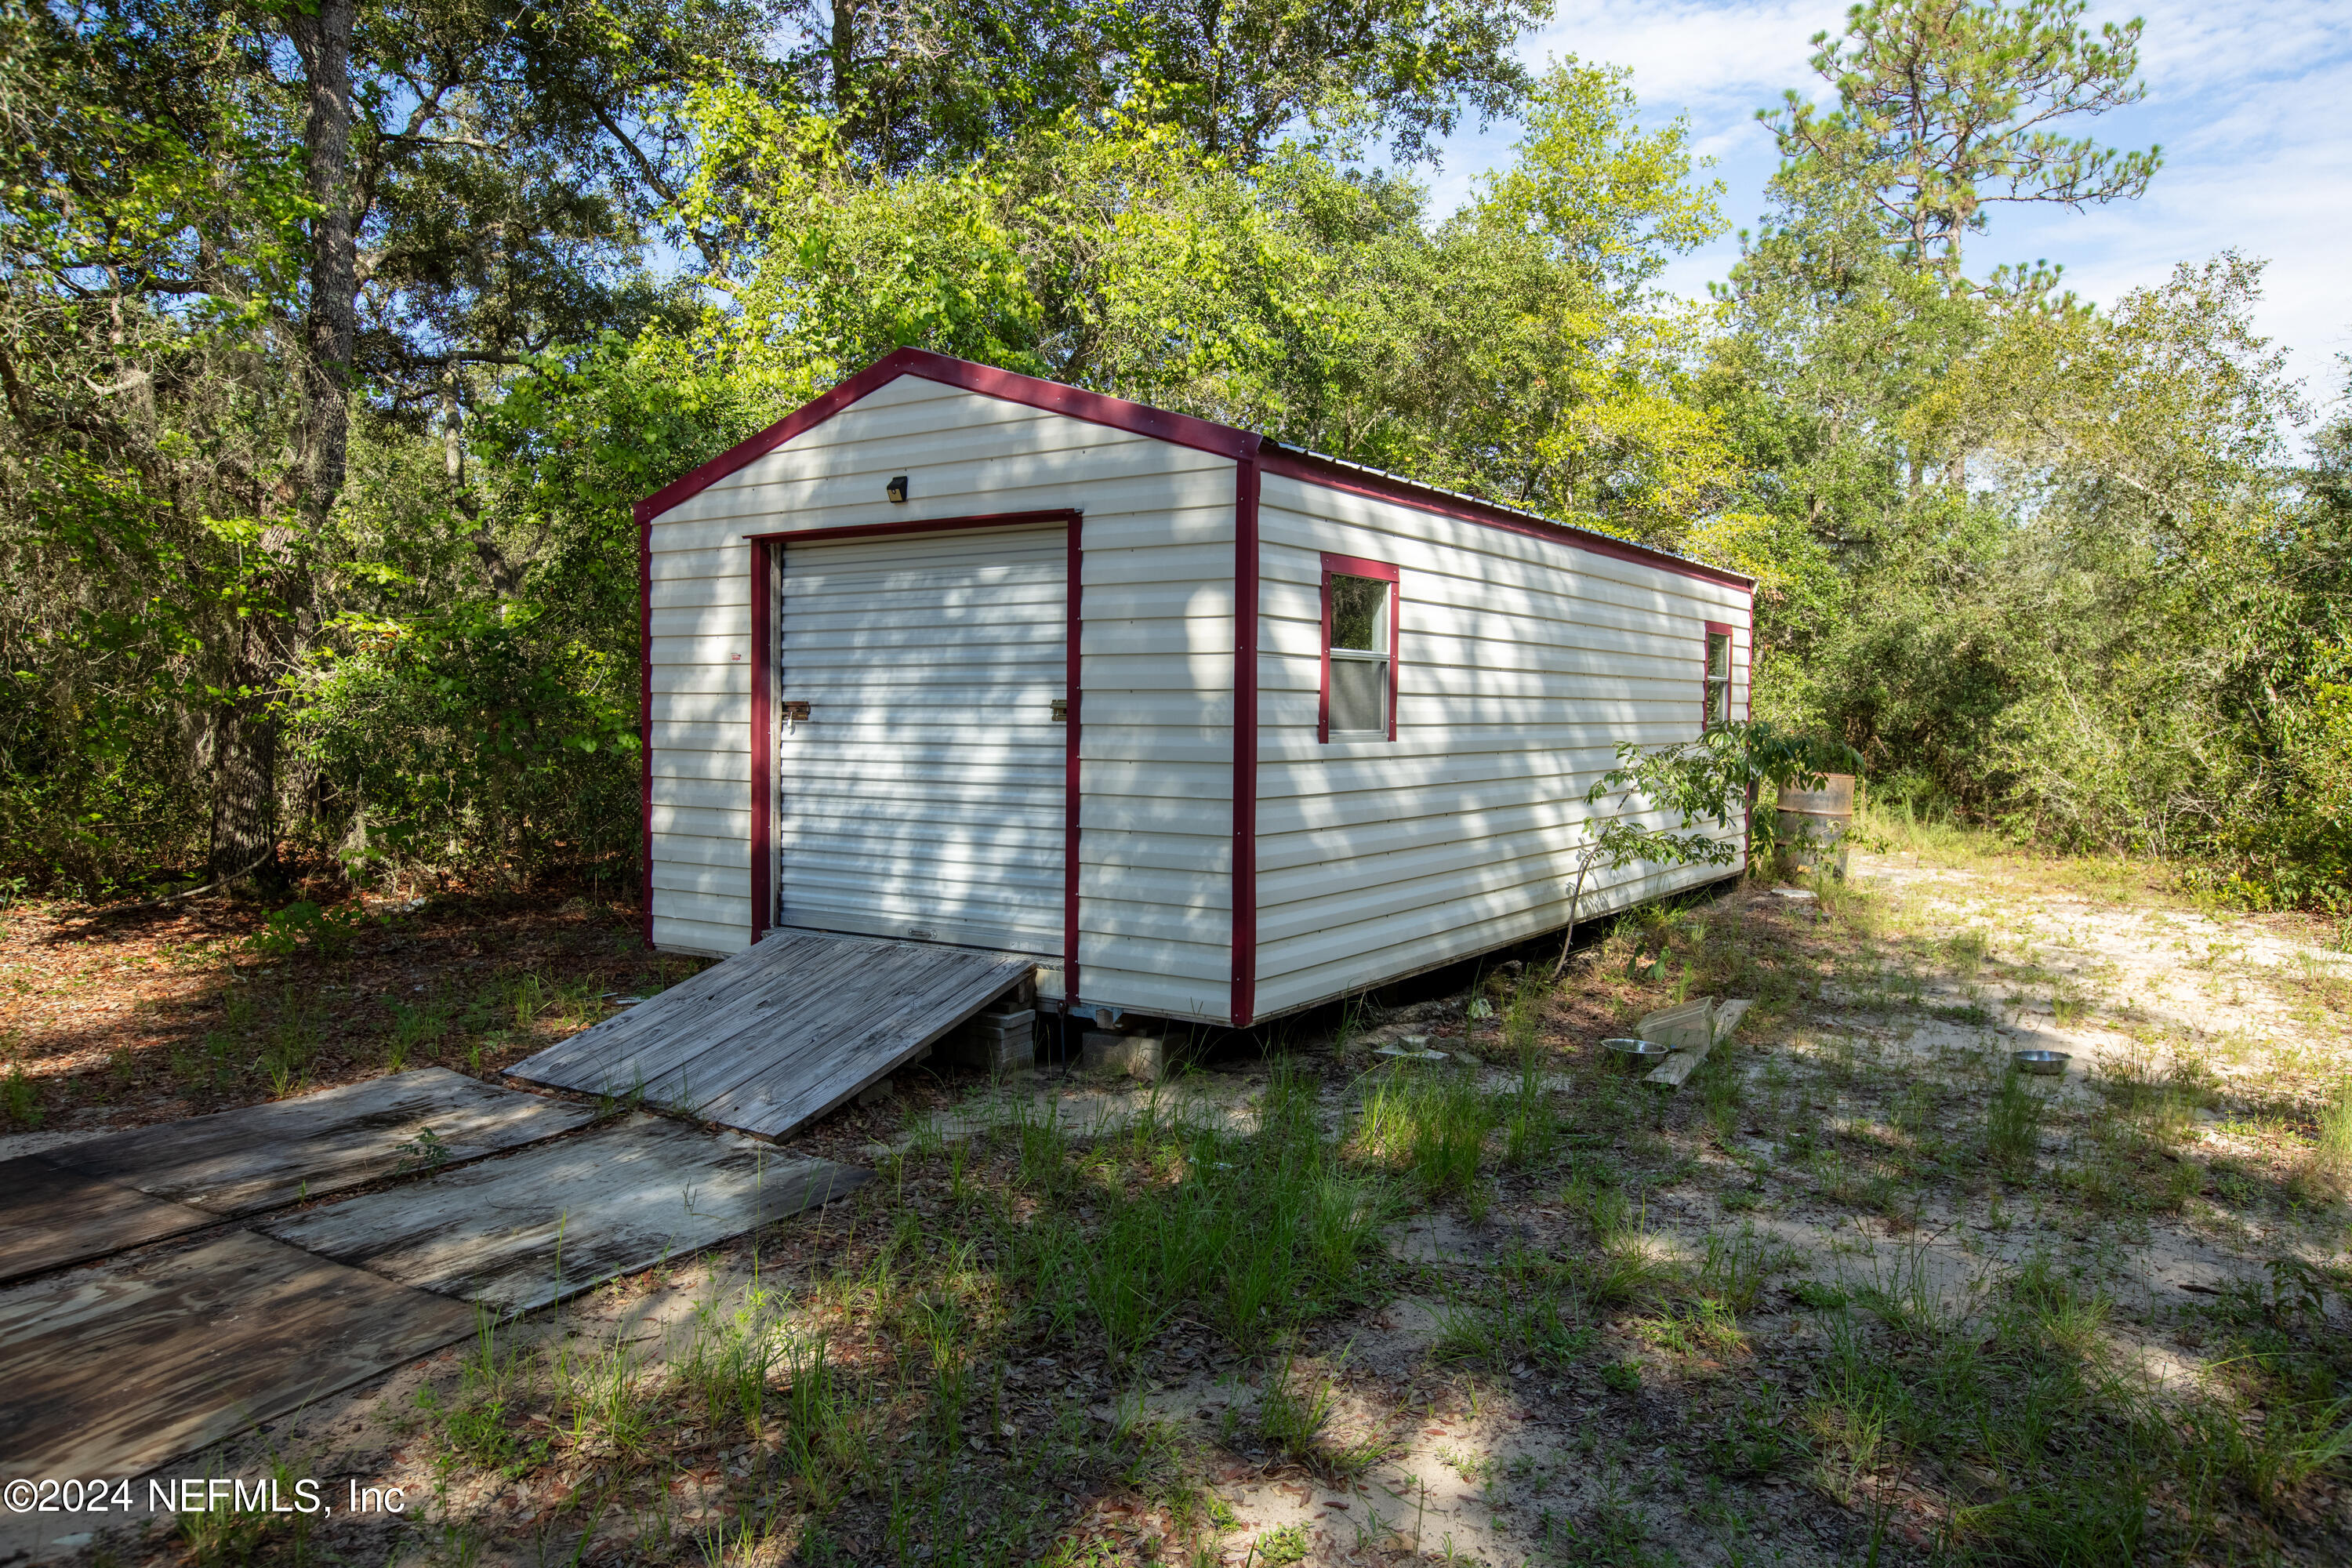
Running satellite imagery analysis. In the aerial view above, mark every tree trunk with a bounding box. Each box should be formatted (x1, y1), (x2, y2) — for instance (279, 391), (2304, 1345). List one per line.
(289, 0), (358, 533)
(831, 0), (855, 107)
(209, 0), (357, 883)
(209, 687), (281, 887)
(444, 371), (517, 599)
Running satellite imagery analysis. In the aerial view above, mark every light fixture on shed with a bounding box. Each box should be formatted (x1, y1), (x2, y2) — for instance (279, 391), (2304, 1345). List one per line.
(885, 474), (909, 503)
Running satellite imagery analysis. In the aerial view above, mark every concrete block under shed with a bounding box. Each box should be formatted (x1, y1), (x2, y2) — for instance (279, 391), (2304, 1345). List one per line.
(1080, 1031), (1163, 1083)
(938, 1009), (1036, 1073)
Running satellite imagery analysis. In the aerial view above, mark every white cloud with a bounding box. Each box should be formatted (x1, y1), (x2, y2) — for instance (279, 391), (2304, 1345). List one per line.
(1428, 0), (2352, 397)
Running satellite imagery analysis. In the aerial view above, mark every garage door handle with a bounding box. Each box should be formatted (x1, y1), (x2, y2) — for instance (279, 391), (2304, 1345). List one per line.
(1051, 699), (1067, 722)
(782, 701), (810, 722)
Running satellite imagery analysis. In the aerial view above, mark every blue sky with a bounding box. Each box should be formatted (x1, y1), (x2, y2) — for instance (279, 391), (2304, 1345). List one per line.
(1425, 0), (2352, 417)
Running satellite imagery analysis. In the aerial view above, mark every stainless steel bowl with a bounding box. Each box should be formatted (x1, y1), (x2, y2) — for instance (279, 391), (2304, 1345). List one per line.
(2012, 1049), (2070, 1076)
(1602, 1037), (1672, 1068)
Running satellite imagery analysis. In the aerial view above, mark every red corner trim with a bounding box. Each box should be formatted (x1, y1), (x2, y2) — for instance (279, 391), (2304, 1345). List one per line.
(1232, 445), (1263, 1029)
(1065, 513), (1083, 1016)
(1740, 616), (1755, 869)
(1704, 619), (1733, 732)
(1260, 448), (1755, 591)
(638, 349), (1256, 524)
(1319, 553), (1401, 745)
(638, 506), (655, 951)
(749, 542), (775, 944)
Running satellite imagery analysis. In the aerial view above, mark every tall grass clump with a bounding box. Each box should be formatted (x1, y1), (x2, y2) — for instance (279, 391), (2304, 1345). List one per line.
(1353, 1061), (1494, 1196)
(1000, 1065), (1392, 1362)
(2303, 1077), (2352, 1196)
(1984, 1066), (2046, 1177)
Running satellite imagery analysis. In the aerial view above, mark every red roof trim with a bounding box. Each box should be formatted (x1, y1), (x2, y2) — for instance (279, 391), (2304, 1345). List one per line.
(634, 350), (1752, 593)
(634, 348), (1257, 524)
(1258, 448), (1755, 591)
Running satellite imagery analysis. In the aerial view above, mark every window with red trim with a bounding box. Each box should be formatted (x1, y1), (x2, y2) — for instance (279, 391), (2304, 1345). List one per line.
(1321, 554), (1399, 742)
(1704, 625), (1733, 730)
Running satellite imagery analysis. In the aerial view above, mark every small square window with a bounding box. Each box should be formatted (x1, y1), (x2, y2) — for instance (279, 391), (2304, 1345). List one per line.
(1323, 566), (1395, 741)
(1704, 630), (1733, 729)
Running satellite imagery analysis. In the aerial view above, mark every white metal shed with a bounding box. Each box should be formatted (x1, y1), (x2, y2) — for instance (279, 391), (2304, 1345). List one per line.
(636, 349), (1755, 1029)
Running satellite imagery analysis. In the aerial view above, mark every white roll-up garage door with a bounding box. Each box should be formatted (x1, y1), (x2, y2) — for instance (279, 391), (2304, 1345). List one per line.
(775, 524), (1067, 956)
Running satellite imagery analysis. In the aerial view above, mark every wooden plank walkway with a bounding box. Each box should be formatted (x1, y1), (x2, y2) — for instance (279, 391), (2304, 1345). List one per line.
(0, 1160), (218, 1287)
(259, 1114), (867, 1315)
(506, 930), (1033, 1140)
(0, 1069), (594, 1285)
(0, 1230), (476, 1478)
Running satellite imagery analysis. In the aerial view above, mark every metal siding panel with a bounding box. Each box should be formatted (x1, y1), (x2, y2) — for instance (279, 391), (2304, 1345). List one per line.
(646, 377), (1243, 1008)
(1254, 861), (1730, 1014)
(658, 447), (1227, 545)
(1251, 488), (1752, 1007)
(776, 526), (1067, 956)
(649, 914), (752, 958)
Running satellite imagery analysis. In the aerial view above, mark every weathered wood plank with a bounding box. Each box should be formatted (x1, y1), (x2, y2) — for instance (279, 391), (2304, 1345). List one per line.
(0, 1230), (476, 1478)
(699, 958), (1031, 1138)
(0, 1159), (222, 1286)
(44, 1068), (596, 1216)
(509, 934), (871, 1092)
(569, 938), (887, 1103)
(256, 1115), (868, 1315)
(673, 943), (1025, 1110)
(506, 931), (1029, 1142)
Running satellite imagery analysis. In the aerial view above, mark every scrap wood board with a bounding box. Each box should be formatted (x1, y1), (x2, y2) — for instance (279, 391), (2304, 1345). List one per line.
(258, 1113), (869, 1315)
(0, 1069), (595, 1284)
(1644, 998), (1755, 1090)
(0, 1158), (220, 1287)
(507, 928), (1029, 1140)
(42, 1066), (596, 1214)
(0, 1229), (476, 1479)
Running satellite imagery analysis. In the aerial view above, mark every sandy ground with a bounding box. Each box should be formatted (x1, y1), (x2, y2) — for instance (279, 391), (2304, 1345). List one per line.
(9, 850), (2350, 1566)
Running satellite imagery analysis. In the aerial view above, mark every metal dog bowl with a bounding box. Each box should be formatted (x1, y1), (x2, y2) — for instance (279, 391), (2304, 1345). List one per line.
(2012, 1049), (2070, 1076)
(1603, 1037), (1672, 1068)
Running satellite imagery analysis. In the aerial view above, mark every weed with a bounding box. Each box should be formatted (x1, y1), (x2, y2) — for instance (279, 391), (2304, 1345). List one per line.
(260, 985), (320, 1098)
(1250, 1522), (1310, 1566)
(2, 1062), (40, 1127)
(387, 993), (451, 1071)
(1352, 1061), (1493, 1196)
(1704, 1380), (1803, 1479)
(1006, 1065), (1390, 1362)
(1984, 1066), (2045, 1177)
(246, 898), (373, 960)
(1434, 1244), (1598, 1371)
(1699, 1225), (1792, 1316)
(1253, 1352), (1337, 1464)
(1503, 1046), (1563, 1170)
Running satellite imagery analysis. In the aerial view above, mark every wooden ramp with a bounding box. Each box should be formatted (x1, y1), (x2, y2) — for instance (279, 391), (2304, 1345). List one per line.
(506, 930), (1032, 1139)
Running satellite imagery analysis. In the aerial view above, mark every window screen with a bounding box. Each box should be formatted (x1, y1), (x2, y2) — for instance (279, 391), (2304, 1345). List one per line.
(1327, 572), (1392, 738)
(1705, 630), (1733, 729)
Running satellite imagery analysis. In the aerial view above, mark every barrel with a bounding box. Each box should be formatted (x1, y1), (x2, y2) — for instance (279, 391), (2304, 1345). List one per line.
(1776, 774), (1856, 876)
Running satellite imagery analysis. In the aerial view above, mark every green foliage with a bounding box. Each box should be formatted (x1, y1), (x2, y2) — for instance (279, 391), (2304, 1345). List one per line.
(245, 899), (375, 960)
(2, 1064), (42, 1129)
(1765, 0), (2161, 273)
(1, 0), (2340, 915)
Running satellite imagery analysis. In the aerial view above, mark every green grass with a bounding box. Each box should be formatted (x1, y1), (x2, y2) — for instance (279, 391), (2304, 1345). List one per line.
(996, 1064), (1393, 1360)
(1353, 1059), (1494, 1197)
(1984, 1065), (2047, 1177)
